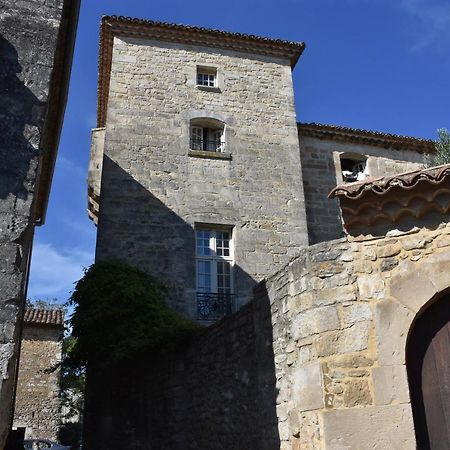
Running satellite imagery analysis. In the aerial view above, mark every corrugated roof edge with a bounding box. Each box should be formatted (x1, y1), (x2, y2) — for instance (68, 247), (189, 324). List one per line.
(328, 164), (450, 200)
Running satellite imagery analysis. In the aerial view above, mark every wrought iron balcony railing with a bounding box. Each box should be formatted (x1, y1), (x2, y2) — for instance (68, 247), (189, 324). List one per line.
(190, 138), (224, 153)
(197, 292), (235, 321)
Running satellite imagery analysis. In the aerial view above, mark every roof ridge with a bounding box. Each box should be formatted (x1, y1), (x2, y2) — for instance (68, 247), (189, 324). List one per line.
(299, 122), (434, 144)
(24, 307), (64, 327)
(298, 122), (436, 153)
(102, 15), (305, 48)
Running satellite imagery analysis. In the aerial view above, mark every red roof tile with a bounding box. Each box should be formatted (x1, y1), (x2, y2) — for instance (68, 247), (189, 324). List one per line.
(329, 164), (450, 200)
(24, 308), (64, 327)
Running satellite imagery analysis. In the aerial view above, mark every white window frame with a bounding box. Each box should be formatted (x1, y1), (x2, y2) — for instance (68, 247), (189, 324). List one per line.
(190, 124), (225, 152)
(196, 67), (217, 87)
(195, 227), (234, 295)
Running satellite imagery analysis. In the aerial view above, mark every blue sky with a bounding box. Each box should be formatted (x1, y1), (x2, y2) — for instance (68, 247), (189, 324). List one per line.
(27, 0), (450, 303)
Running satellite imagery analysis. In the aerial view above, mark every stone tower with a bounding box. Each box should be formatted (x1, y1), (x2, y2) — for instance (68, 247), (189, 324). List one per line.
(89, 17), (309, 320)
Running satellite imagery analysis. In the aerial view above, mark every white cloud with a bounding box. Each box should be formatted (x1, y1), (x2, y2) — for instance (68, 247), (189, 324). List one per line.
(27, 242), (93, 302)
(398, 0), (450, 50)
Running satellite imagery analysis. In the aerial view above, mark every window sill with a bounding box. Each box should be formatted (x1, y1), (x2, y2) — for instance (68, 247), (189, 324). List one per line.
(188, 150), (232, 160)
(195, 85), (222, 93)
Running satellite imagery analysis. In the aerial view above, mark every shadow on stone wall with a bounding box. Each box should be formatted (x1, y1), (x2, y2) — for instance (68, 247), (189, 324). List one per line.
(83, 158), (280, 449)
(0, 34), (45, 203)
(83, 283), (280, 450)
(96, 156), (258, 316)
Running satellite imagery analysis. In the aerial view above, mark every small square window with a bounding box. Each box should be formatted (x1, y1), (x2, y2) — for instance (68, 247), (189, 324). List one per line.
(196, 67), (217, 87)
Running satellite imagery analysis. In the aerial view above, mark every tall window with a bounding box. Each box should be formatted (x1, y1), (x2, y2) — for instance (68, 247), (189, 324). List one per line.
(190, 118), (225, 153)
(195, 228), (234, 320)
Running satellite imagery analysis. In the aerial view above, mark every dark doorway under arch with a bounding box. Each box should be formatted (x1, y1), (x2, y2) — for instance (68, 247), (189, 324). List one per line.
(407, 295), (450, 450)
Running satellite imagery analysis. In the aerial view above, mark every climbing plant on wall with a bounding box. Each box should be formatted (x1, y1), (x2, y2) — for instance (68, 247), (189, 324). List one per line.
(67, 259), (200, 367)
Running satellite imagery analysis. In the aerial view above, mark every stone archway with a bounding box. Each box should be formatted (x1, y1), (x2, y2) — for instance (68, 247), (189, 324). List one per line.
(406, 294), (450, 449)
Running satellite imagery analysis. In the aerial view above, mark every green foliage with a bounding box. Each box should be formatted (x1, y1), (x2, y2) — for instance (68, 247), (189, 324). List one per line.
(26, 298), (64, 309)
(424, 128), (450, 167)
(67, 260), (200, 367)
(59, 336), (85, 449)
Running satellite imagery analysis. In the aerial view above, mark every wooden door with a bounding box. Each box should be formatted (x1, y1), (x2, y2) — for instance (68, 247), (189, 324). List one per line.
(407, 296), (450, 450)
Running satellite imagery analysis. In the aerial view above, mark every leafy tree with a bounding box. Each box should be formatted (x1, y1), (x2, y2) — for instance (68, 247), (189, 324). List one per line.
(26, 298), (64, 309)
(424, 128), (450, 167)
(67, 259), (200, 368)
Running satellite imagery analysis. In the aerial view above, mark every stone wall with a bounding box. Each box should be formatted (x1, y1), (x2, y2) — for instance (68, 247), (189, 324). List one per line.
(298, 135), (424, 244)
(83, 287), (280, 450)
(0, 1), (78, 445)
(13, 325), (63, 441)
(84, 222), (450, 449)
(267, 224), (450, 449)
(95, 37), (309, 317)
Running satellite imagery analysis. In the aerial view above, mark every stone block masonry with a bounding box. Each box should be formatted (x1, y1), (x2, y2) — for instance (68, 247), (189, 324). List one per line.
(13, 322), (64, 441)
(0, 1), (79, 446)
(84, 222), (450, 449)
(95, 36), (309, 317)
(83, 288), (281, 450)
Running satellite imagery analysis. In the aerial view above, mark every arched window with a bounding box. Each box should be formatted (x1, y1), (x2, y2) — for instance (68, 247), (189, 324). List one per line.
(190, 118), (225, 153)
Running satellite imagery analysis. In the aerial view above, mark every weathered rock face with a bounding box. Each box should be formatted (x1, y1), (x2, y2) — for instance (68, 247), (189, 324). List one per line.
(94, 36), (309, 316)
(0, 1), (79, 445)
(13, 324), (63, 440)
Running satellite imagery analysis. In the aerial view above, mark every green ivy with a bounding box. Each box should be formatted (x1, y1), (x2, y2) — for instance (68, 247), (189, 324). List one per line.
(67, 260), (200, 367)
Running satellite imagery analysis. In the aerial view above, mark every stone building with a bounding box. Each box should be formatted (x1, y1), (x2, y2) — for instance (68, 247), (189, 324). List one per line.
(0, 1), (79, 446)
(85, 15), (449, 450)
(13, 308), (64, 441)
(88, 16), (433, 322)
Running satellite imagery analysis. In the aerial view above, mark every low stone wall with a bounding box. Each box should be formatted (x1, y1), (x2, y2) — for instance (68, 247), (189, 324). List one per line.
(268, 225), (450, 449)
(84, 224), (450, 449)
(83, 289), (280, 450)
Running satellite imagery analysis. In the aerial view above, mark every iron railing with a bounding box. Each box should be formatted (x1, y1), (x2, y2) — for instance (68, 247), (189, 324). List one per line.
(190, 138), (224, 153)
(197, 292), (235, 321)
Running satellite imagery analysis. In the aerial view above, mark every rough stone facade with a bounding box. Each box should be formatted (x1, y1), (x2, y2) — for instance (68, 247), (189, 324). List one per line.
(267, 227), (450, 449)
(86, 17), (448, 450)
(0, 2), (79, 446)
(93, 26), (309, 317)
(84, 217), (450, 450)
(83, 289), (279, 450)
(298, 134), (425, 244)
(13, 309), (64, 441)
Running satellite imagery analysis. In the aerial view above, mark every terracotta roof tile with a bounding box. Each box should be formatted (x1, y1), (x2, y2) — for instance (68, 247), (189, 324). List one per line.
(298, 122), (435, 153)
(329, 164), (450, 200)
(24, 308), (64, 327)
